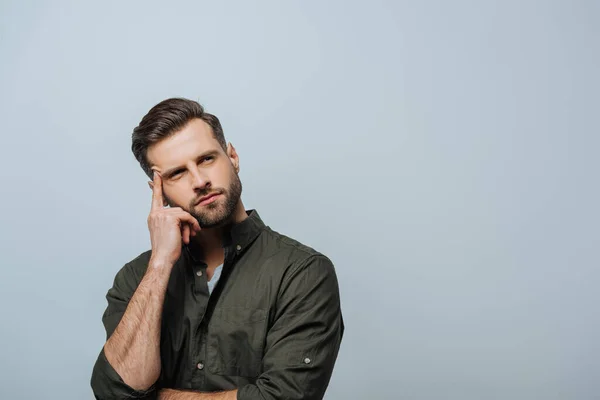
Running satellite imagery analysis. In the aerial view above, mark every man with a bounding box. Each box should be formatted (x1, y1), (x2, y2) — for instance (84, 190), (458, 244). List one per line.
(90, 98), (344, 400)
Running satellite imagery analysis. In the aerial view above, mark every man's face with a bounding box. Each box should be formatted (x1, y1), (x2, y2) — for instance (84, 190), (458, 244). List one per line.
(147, 119), (242, 228)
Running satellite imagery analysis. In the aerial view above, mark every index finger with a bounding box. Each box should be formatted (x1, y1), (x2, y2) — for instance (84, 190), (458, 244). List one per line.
(151, 170), (164, 210)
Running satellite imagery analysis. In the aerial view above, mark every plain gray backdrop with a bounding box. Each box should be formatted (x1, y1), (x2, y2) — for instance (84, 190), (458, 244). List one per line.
(1, 1), (598, 399)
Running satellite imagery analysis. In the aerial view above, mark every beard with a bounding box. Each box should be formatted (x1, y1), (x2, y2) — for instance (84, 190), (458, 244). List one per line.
(164, 167), (243, 229)
(191, 169), (242, 229)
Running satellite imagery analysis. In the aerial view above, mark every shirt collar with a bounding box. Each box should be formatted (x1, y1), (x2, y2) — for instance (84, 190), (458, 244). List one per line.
(222, 209), (265, 250)
(184, 209), (266, 263)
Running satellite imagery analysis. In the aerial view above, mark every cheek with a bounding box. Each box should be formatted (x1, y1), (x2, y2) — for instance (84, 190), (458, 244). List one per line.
(164, 184), (191, 206)
(212, 166), (233, 187)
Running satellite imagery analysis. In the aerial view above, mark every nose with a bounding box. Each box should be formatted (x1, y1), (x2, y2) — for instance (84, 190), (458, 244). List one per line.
(190, 168), (210, 191)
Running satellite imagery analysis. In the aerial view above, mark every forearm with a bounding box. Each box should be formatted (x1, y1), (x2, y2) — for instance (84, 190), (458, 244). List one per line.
(159, 389), (237, 400)
(103, 258), (173, 390)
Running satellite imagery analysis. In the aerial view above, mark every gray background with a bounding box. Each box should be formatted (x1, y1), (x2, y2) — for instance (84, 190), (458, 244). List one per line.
(1, 1), (598, 399)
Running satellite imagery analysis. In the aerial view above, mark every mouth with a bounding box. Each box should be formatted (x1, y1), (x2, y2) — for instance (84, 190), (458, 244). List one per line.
(195, 192), (222, 206)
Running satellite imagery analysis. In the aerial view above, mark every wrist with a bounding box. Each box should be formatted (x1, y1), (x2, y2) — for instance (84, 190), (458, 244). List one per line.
(144, 258), (175, 286)
(148, 256), (175, 271)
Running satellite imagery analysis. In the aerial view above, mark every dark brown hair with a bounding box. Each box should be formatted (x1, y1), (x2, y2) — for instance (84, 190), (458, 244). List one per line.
(131, 97), (226, 177)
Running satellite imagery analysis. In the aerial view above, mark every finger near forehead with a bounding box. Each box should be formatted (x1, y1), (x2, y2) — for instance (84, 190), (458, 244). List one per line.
(151, 171), (164, 208)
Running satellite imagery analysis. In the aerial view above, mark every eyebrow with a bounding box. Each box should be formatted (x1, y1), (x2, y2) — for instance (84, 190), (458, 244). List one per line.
(162, 150), (220, 178)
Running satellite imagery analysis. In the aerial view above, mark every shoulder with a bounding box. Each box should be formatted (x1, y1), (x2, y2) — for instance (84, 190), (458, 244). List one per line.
(263, 226), (330, 260)
(108, 250), (152, 295)
(261, 227), (337, 282)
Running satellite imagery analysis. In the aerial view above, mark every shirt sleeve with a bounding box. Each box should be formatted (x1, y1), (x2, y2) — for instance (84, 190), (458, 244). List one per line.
(237, 254), (345, 400)
(90, 255), (158, 400)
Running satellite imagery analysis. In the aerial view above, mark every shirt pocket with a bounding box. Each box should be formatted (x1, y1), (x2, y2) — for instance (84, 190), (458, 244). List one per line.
(207, 306), (268, 378)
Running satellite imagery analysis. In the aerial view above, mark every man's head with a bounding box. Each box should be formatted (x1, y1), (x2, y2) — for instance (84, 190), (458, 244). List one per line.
(132, 98), (242, 228)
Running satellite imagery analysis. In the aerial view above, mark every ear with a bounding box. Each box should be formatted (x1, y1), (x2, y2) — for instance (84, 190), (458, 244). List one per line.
(227, 142), (240, 173)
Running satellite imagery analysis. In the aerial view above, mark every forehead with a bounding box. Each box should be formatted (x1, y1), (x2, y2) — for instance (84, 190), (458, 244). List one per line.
(147, 119), (222, 169)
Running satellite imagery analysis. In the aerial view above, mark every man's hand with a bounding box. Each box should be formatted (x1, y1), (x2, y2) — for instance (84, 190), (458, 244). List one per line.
(148, 171), (201, 266)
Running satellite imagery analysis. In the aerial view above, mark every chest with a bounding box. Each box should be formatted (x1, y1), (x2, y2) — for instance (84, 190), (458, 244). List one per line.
(159, 252), (285, 389)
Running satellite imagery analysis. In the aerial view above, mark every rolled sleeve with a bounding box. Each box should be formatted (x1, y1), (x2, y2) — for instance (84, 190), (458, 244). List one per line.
(91, 255), (156, 399)
(91, 347), (157, 400)
(237, 255), (345, 400)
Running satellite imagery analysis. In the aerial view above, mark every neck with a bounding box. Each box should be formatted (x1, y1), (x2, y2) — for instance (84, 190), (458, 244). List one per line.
(190, 201), (248, 262)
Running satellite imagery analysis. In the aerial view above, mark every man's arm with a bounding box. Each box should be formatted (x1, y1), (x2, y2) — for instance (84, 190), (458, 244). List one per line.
(236, 254), (345, 400)
(90, 255), (167, 399)
(103, 260), (173, 389)
(91, 171), (201, 399)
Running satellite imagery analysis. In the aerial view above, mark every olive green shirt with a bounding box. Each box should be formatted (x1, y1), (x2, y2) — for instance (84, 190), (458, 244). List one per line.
(90, 210), (344, 400)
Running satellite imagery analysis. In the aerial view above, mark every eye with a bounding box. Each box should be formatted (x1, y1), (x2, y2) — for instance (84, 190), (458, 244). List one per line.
(200, 156), (214, 163)
(171, 169), (185, 178)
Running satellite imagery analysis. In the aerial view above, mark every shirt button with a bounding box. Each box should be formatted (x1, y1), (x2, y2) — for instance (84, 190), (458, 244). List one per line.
(197, 362), (204, 370)
(236, 244), (242, 251)
(304, 358), (311, 364)
(196, 270), (203, 277)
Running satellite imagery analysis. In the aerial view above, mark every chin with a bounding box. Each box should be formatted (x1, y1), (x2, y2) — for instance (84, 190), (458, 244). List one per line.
(195, 210), (231, 229)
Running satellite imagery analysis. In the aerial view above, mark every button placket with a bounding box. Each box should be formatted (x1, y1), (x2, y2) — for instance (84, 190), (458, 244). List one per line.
(192, 262), (209, 296)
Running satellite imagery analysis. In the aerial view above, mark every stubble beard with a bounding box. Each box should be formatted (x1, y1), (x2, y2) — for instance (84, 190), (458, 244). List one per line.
(187, 170), (243, 229)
